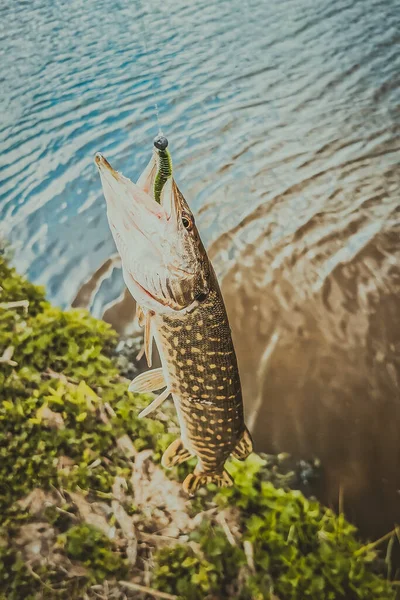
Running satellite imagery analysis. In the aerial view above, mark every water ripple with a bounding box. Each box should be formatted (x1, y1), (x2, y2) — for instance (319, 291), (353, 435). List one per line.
(1, 0), (400, 534)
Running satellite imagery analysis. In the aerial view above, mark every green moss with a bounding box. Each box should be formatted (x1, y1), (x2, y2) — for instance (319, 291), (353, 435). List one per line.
(0, 540), (91, 600)
(0, 543), (48, 600)
(0, 254), (396, 599)
(155, 532), (243, 600)
(0, 257), (46, 317)
(0, 255), (173, 597)
(62, 524), (128, 582)
(0, 256), (173, 517)
(154, 456), (395, 599)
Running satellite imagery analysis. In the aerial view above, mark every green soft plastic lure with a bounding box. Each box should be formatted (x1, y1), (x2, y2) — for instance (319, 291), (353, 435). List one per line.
(153, 135), (173, 203)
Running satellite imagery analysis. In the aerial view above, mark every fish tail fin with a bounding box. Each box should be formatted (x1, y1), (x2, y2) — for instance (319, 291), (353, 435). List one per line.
(183, 469), (233, 495)
(231, 427), (253, 461)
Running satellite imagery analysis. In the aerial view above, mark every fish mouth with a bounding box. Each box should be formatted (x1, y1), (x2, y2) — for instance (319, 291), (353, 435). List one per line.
(95, 151), (180, 219)
(95, 152), (197, 312)
(95, 152), (161, 216)
(95, 151), (163, 248)
(95, 153), (118, 178)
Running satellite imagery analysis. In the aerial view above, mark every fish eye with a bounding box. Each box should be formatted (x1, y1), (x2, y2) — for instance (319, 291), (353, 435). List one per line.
(182, 212), (194, 231)
(195, 291), (208, 303)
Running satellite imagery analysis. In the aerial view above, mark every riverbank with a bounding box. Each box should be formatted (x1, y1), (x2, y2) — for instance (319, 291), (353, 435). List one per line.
(0, 252), (396, 599)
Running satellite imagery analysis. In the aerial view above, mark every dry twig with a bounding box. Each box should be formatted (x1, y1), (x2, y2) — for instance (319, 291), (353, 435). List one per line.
(0, 345), (17, 366)
(243, 540), (255, 573)
(216, 511), (236, 546)
(119, 580), (178, 600)
(0, 299), (29, 311)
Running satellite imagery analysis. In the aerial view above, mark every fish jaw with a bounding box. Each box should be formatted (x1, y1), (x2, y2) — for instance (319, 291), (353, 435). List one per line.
(95, 152), (209, 314)
(95, 152), (171, 312)
(136, 150), (158, 197)
(95, 152), (164, 233)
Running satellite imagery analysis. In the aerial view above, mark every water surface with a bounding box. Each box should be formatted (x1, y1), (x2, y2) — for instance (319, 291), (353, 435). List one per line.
(1, 0), (400, 535)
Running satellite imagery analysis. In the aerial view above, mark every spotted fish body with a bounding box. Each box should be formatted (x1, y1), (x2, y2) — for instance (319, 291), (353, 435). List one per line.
(154, 266), (251, 490)
(95, 139), (253, 494)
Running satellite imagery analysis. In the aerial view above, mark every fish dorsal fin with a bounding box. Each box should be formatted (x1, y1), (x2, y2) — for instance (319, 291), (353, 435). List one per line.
(144, 311), (154, 368)
(138, 387), (171, 419)
(128, 368), (165, 393)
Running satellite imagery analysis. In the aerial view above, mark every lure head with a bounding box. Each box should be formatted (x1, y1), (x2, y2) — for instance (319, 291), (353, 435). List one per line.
(95, 148), (210, 315)
(153, 135), (168, 151)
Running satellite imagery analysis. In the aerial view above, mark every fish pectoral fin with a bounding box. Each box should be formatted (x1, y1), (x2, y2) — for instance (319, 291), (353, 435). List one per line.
(128, 368), (165, 393)
(136, 304), (145, 327)
(144, 311), (154, 368)
(231, 427), (253, 461)
(182, 468), (233, 495)
(135, 307), (154, 367)
(161, 439), (193, 469)
(137, 387), (171, 419)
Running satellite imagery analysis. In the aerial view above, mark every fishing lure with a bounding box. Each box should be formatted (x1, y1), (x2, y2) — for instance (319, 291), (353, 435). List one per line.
(153, 135), (173, 203)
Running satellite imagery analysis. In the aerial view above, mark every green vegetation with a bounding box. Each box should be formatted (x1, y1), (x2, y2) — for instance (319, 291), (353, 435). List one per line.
(155, 457), (394, 599)
(0, 257), (173, 516)
(0, 253), (396, 599)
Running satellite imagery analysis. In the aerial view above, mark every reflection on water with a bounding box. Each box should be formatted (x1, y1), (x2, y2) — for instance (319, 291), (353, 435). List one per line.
(1, 0), (400, 535)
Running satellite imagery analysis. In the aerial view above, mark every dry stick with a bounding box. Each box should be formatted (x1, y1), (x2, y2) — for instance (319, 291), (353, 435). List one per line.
(119, 581), (178, 600)
(25, 564), (55, 593)
(0, 299), (29, 310)
(355, 526), (400, 557)
(243, 540), (256, 573)
(0, 345), (17, 366)
(104, 402), (117, 418)
(216, 511), (236, 546)
(335, 484), (345, 543)
(138, 531), (182, 545)
(385, 532), (395, 579)
(338, 483), (344, 516)
(191, 506), (218, 527)
(53, 506), (79, 522)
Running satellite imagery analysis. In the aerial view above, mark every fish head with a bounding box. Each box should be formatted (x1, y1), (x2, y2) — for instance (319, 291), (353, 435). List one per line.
(95, 151), (210, 314)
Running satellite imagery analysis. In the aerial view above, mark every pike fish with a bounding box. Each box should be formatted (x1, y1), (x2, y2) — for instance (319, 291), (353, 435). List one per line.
(95, 136), (253, 494)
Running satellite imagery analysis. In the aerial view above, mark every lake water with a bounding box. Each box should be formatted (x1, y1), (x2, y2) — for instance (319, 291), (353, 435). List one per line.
(1, 0), (400, 535)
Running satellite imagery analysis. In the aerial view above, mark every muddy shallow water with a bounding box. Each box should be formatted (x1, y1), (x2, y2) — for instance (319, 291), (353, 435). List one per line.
(1, 0), (400, 535)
